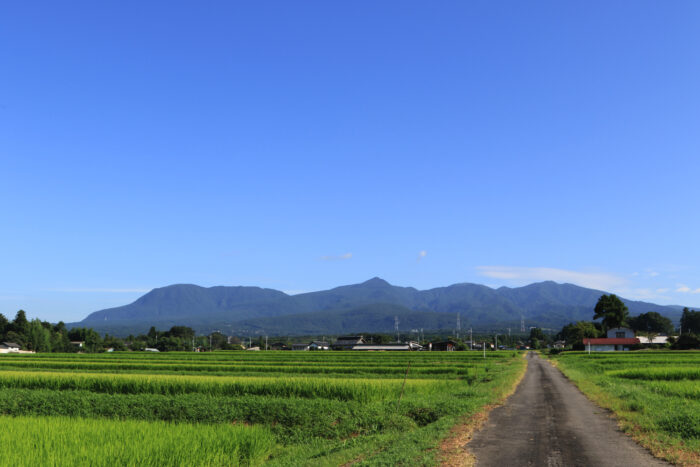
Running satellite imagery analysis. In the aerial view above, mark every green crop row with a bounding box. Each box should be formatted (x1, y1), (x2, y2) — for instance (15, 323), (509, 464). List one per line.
(0, 351), (526, 465)
(0, 370), (445, 402)
(608, 367), (700, 381)
(0, 415), (274, 466)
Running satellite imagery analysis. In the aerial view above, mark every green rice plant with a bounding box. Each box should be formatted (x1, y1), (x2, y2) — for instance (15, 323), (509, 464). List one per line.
(0, 415), (274, 466)
(608, 367), (700, 381)
(0, 370), (445, 402)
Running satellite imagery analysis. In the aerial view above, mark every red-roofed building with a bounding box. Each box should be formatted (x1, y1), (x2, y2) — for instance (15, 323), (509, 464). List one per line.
(583, 328), (639, 351)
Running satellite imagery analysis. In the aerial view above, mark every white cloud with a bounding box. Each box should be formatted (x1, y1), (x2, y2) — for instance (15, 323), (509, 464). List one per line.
(475, 266), (628, 291)
(676, 285), (691, 293)
(320, 252), (353, 261)
(417, 250), (427, 261)
(46, 288), (152, 293)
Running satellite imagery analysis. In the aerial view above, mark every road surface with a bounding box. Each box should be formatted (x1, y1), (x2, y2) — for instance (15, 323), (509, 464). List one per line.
(467, 352), (669, 467)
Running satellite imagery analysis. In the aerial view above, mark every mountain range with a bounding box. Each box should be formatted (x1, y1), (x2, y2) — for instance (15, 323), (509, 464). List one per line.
(70, 278), (685, 337)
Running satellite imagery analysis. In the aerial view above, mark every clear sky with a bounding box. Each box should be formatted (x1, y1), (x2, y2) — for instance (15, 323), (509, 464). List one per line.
(2, 1), (699, 323)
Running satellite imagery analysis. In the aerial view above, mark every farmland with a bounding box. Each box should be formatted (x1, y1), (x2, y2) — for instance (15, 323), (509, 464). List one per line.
(0, 350), (525, 466)
(549, 351), (700, 466)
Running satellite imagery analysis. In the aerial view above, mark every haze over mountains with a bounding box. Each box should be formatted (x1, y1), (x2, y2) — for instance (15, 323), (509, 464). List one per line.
(72, 278), (684, 336)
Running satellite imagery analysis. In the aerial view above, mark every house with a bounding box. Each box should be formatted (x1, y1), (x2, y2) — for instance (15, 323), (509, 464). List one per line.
(292, 343), (310, 351)
(552, 340), (566, 349)
(583, 328), (639, 351)
(0, 342), (20, 354)
(431, 340), (457, 351)
(270, 342), (290, 351)
(332, 336), (365, 350)
(607, 327), (636, 339)
(308, 341), (329, 350)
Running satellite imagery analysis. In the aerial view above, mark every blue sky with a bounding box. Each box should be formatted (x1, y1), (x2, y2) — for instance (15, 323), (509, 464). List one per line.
(2, 1), (699, 323)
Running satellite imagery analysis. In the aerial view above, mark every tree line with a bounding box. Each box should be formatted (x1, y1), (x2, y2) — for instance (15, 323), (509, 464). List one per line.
(0, 310), (243, 353)
(555, 294), (700, 350)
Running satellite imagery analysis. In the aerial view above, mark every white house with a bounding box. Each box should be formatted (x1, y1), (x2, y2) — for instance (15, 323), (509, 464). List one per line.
(308, 341), (329, 350)
(0, 342), (20, 354)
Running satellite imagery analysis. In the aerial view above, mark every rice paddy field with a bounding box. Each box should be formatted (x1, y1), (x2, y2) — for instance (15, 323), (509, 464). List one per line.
(0, 350), (526, 466)
(549, 351), (700, 466)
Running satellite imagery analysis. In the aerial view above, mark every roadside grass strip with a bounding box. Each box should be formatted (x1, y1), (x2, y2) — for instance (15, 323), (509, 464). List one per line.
(550, 351), (700, 466)
(0, 415), (274, 466)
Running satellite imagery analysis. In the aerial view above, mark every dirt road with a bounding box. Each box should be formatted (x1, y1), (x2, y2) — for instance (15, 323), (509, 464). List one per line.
(467, 352), (669, 467)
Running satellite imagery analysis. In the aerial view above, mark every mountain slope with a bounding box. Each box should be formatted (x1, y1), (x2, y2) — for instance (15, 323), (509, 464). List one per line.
(72, 278), (685, 336)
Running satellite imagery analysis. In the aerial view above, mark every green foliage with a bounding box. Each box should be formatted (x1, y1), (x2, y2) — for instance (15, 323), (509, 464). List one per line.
(557, 321), (600, 349)
(681, 308), (700, 334)
(628, 312), (674, 335)
(593, 294), (629, 330)
(671, 333), (700, 350)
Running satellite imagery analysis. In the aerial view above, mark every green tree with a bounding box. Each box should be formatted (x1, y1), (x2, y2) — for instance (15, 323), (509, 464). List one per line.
(680, 308), (700, 334)
(27, 319), (52, 352)
(557, 321), (600, 349)
(628, 312), (674, 335)
(0, 313), (9, 338)
(593, 294), (629, 330)
(12, 309), (29, 336)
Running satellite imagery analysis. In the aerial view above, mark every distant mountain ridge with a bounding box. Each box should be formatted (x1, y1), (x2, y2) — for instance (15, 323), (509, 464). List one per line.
(71, 278), (685, 336)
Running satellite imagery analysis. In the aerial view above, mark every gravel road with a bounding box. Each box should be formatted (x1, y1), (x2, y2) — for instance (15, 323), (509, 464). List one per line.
(467, 352), (669, 467)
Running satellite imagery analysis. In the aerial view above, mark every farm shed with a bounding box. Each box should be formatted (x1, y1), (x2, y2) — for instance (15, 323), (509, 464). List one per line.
(332, 336), (365, 350)
(291, 343), (310, 351)
(582, 337), (639, 351)
(430, 340), (457, 351)
(309, 341), (329, 350)
(637, 336), (673, 345)
(350, 343), (412, 351)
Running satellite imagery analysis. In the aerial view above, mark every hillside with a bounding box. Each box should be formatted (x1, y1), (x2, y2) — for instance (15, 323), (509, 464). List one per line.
(70, 278), (685, 336)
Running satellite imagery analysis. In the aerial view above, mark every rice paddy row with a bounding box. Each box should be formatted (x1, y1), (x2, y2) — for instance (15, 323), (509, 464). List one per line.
(0, 350), (526, 465)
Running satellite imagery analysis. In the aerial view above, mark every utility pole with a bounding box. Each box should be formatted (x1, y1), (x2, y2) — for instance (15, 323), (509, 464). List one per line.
(483, 341), (486, 358)
(456, 313), (461, 339)
(520, 315), (525, 333)
(395, 316), (400, 343)
(495, 334), (498, 350)
(265, 335), (268, 351)
(470, 328), (473, 350)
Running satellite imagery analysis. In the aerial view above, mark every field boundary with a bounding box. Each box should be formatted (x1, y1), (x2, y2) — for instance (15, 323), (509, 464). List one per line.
(547, 354), (700, 467)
